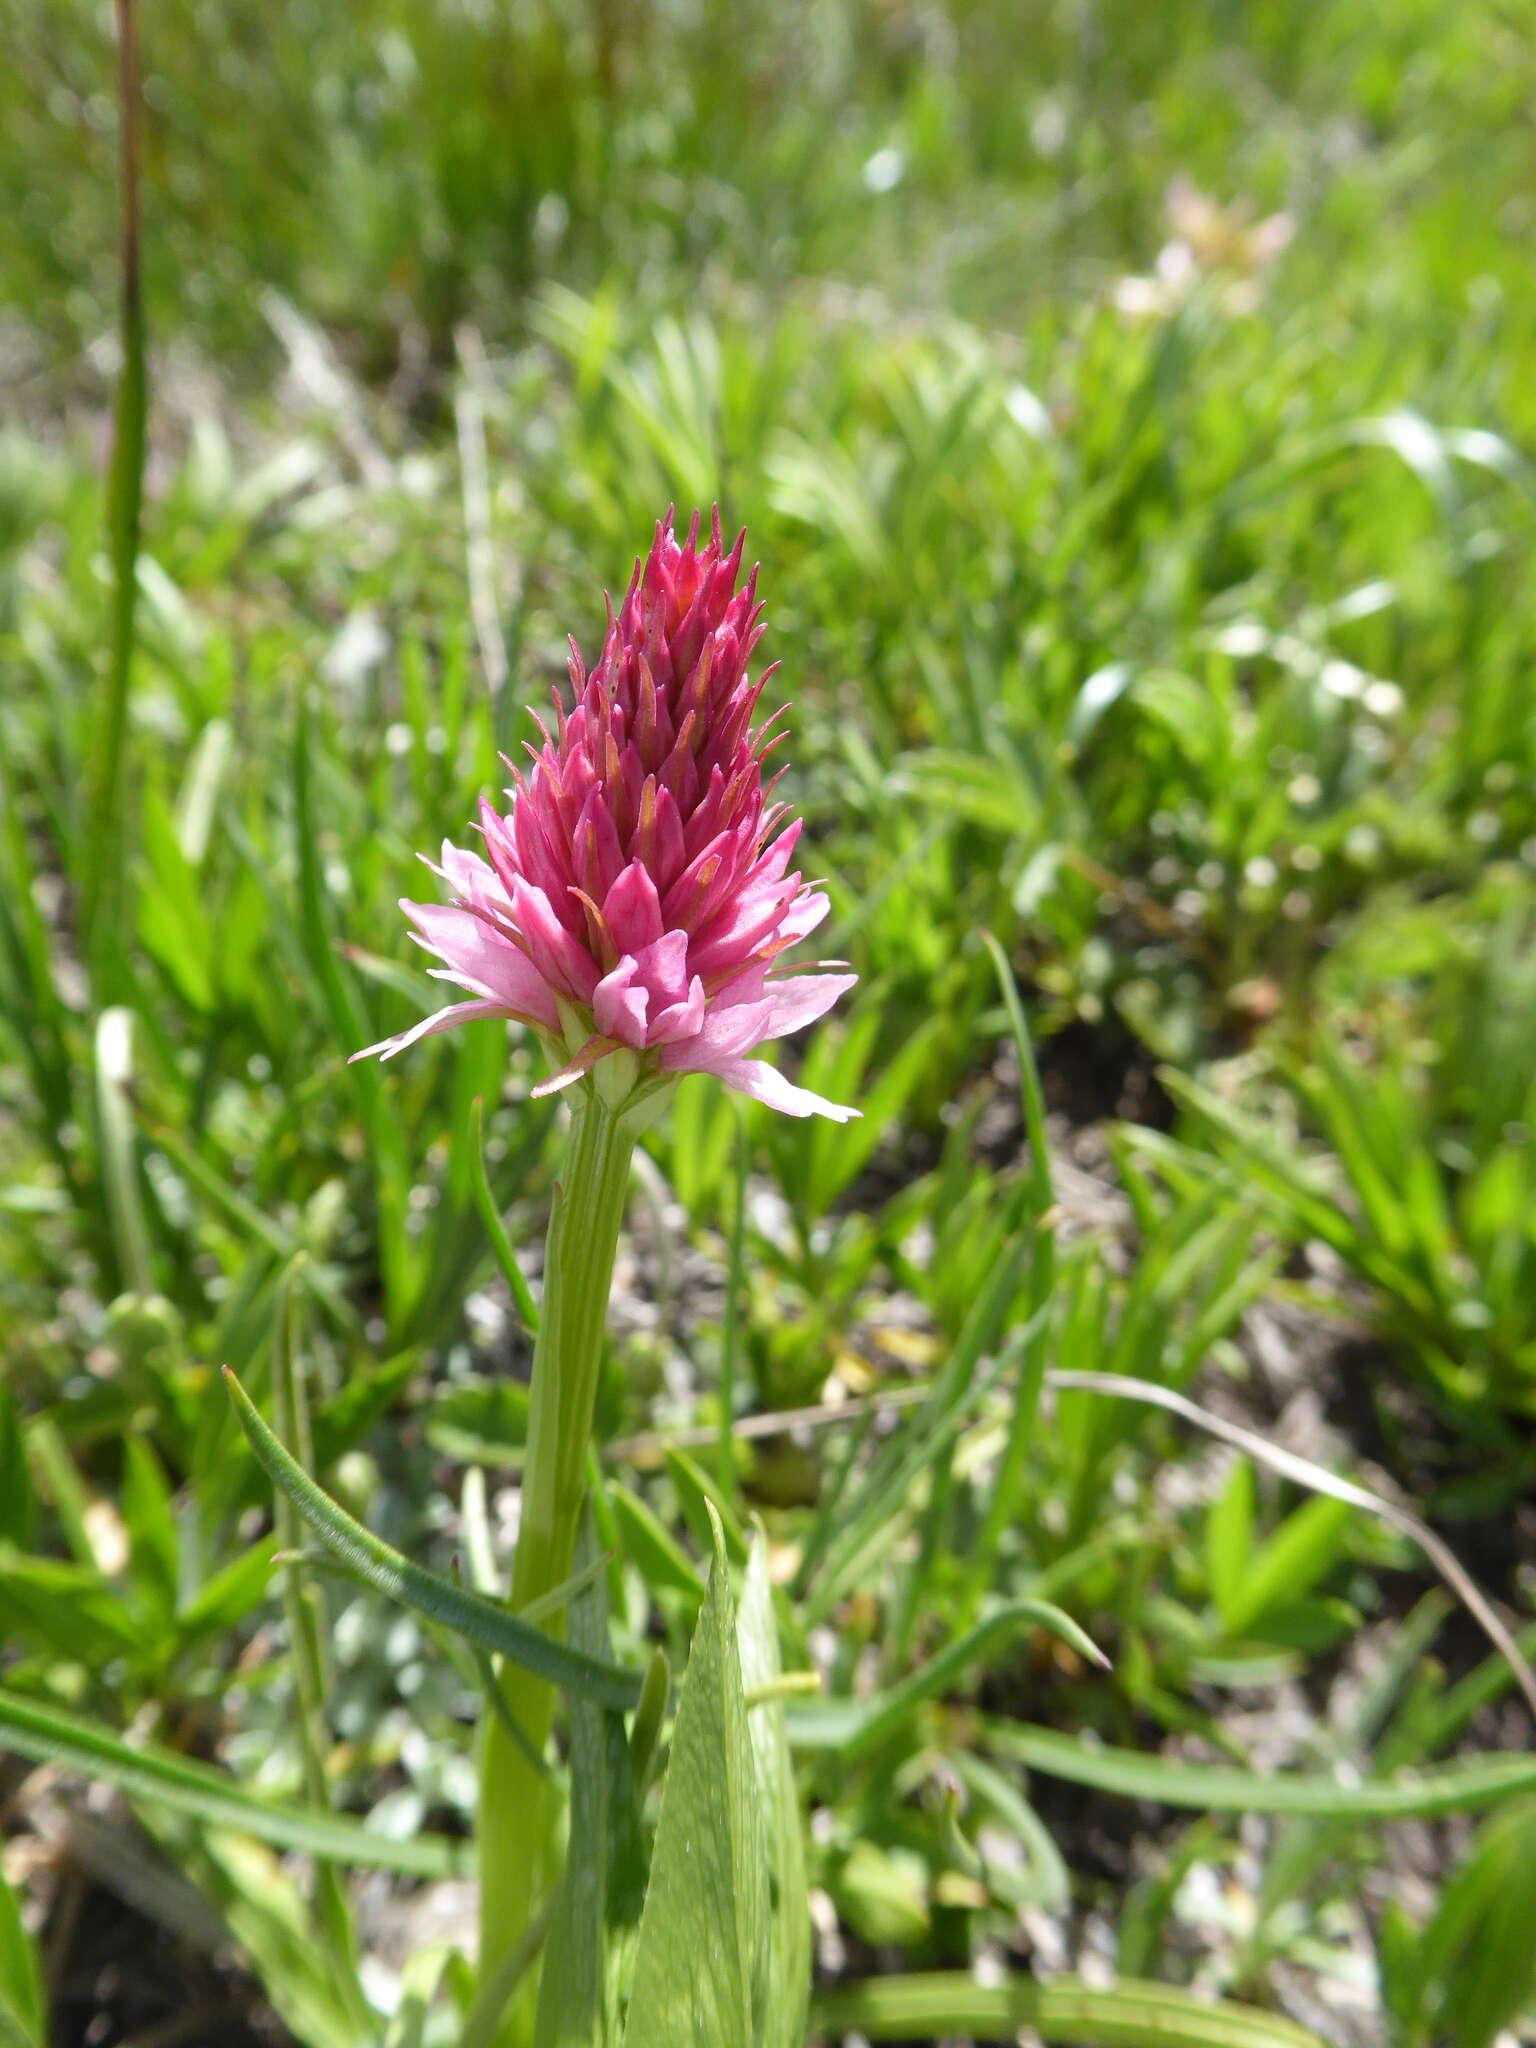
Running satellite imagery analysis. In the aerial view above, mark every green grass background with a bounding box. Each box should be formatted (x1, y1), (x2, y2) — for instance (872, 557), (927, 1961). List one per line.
(4, 1), (1536, 2043)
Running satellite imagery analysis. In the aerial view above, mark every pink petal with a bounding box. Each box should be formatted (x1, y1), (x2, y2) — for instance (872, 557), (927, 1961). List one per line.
(508, 877), (600, 1002)
(630, 929), (692, 1010)
(432, 839), (501, 898)
(648, 975), (706, 1046)
(774, 885), (830, 947)
(593, 958), (650, 1047)
(603, 861), (665, 956)
(686, 883), (800, 980)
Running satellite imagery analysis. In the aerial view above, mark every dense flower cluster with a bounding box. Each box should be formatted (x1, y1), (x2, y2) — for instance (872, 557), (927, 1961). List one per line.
(356, 511), (856, 1119)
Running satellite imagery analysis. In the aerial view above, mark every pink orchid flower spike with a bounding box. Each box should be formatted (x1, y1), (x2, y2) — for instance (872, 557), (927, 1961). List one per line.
(354, 510), (858, 1121)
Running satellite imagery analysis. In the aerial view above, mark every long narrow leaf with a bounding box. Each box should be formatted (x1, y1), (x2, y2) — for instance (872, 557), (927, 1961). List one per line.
(813, 1971), (1323, 2047)
(0, 1689), (464, 1876)
(224, 1368), (642, 1709)
(788, 1602), (1107, 1761)
(985, 1721), (1536, 1819)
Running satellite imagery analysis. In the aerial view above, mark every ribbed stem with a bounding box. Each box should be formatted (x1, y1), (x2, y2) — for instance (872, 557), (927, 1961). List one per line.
(477, 1087), (634, 2045)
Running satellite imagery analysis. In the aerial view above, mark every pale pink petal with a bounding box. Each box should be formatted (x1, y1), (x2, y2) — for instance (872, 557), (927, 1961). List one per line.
(659, 996), (776, 1069)
(531, 1035), (612, 1098)
(433, 839), (501, 898)
(775, 885), (830, 947)
(707, 1055), (859, 1122)
(404, 900), (561, 1028)
(686, 883), (802, 981)
(351, 999), (510, 1063)
(755, 971), (859, 1041)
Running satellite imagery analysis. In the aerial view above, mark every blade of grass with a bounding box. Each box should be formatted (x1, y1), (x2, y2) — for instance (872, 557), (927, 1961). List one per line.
(81, 0), (145, 983)
(787, 1601), (1108, 1762)
(271, 1263), (369, 2030)
(968, 930), (1057, 1605)
(293, 690), (418, 1331)
(812, 1970), (1324, 2047)
(984, 1719), (1536, 1820)
(94, 1007), (154, 1295)
(469, 1096), (540, 1338)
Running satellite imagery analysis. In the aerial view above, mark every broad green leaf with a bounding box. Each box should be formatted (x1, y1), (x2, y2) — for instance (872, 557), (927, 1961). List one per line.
(622, 1508), (766, 2048)
(735, 1530), (810, 2048)
(123, 1435), (180, 1615)
(174, 1536), (280, 1650)
(1220, 1495), (1354, 1638)
(608, 1481), (705, 1604)
(0, 1688), (464, 1876)
(831, 1841), (930, 1946)
(224, 1369), (641, 1708)
(139, 777), (215, 1012)
(1207, 1458), (1254, 1631)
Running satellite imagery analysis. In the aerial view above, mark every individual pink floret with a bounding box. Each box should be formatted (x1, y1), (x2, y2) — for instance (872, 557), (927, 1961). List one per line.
(355, 511), (857, 1120)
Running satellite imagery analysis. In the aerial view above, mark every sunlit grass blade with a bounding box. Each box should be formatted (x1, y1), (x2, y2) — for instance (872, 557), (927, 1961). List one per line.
(94, 1007), (154, 1295)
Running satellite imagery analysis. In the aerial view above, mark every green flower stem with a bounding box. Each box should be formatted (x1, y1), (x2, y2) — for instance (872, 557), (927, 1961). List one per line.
(478, 1084), (636, 2043)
